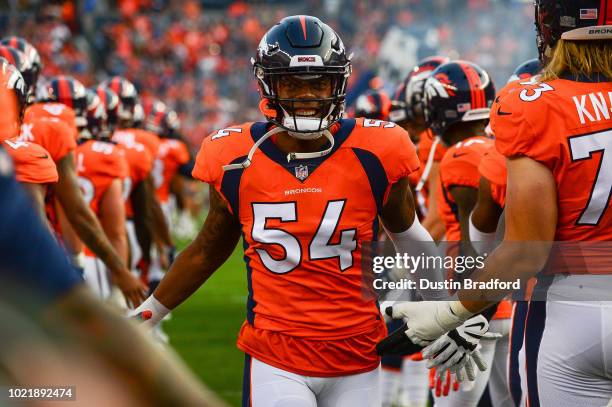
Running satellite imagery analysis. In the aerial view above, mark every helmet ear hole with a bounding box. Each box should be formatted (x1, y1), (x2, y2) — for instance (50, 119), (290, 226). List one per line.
(259, 99), (277, 118)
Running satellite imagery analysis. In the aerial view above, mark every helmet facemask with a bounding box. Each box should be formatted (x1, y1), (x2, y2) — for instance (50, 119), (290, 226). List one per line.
(255, 68), (349, 139)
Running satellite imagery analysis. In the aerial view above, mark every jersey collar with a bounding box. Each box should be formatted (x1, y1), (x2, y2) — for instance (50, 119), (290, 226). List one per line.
(249, 119), (356, 182)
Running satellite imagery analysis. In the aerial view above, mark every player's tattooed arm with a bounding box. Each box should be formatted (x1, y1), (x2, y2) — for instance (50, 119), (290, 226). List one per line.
(55, 152), (147, 306)
(153, 185), (241, 309)
(380, 177), (416, 232)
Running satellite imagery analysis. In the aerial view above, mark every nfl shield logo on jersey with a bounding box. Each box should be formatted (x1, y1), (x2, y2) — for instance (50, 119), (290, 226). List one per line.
(294, 164), (309, 181)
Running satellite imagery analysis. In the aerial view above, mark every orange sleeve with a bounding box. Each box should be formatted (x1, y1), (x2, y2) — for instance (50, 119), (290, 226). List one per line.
(4, 140), (58, 184)
(135, 130), (161, 157)
(491, 82), (559, 171)
(176, 140), (191, 165)
(192, 123), (253, 188)
(439, 149), (481, 190)
(379, 125), (420, 185)
(33, 120), (77, 163)
(192, 134), (220, 187)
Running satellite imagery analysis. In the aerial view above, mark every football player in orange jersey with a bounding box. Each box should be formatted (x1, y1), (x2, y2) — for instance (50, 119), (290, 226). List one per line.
(29, 75), (146, 307)
(0, 57), (57, 222)
(146, 101), (197, 239)
(132, 16), (493, 406)
(100, 80), (172, 292)
(402, 60), (512, 407)
(66, 89), (130, 301)
(145, 100), (191, 227)
(353, 88), (418, 407)
(104, 77), (173, 260)
(0, 36), (79, 139)
(388, 2), (612, 406)
(471, 59), (542, 407)
(390, 56), (449, 241)
(353, 87), (430, 407)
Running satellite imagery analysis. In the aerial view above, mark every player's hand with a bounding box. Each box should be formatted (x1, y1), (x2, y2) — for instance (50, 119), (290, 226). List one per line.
(429, 368), (460, 397)
(375, 322), (422, 356)
(386, 301), (472, 346)
(112, 268), (148, 308)
(421, 314), (500, 381)
(128, 295), (170, 329)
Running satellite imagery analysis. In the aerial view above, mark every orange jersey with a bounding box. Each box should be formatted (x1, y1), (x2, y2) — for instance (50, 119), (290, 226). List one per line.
(153, 139), (190, 203)
(493, 76), (612, 241)
(19, 117), (77, 163)
(438, 136), (494, 241)
(113, 139), (153, 218)
(76, 140), (128, 257)
(24, 103), (78, 141)
(193, 118), (420, 376)
(417, 129), (447, 164)
(3, 138), (58, 184)
(76, 140), (128, 214)
(113, 128), (160, 158)
(478, 146), (507, 208)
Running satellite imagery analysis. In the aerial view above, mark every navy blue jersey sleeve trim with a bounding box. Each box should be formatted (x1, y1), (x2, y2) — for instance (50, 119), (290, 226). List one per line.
(351, 147), (389, 215)
(220, 155), (247, 216)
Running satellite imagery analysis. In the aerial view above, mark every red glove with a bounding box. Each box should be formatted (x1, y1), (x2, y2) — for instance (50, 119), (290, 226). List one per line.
(429, 368), (460, 397)
(136, 258), (150, 285)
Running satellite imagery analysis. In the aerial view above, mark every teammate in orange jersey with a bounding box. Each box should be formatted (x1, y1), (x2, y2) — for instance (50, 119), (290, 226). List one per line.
(146, 103), (190, 244)
(0, 37), (79, 140)
(469, 59), (542, 407)
(388, 2), (612, 406)
(26, 75), (146, 307)
(68, 89), (130, 300)
(104, 78), (172, 284)
(404, 60), (512, 407)
(24, 102), (78, 140)
(470, 58), (543, 248)
(129, 15), (445, 406)
(0, 58), (57, 222)
(390, 56), (449, 241)
(145, 101), (195, 234)
(98, 81), (170, 292)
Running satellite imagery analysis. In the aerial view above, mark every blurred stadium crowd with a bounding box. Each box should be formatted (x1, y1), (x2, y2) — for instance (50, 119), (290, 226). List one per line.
(1, 0), (535, 153)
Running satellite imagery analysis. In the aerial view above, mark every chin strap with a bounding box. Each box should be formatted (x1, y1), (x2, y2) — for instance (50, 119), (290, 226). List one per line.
(222, 126), (285, 171)
(222, 127), (335, 171)
(286, 130), (334, 162)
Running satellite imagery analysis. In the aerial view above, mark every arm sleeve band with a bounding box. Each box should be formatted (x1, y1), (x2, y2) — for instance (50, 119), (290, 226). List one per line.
(384, 215), (448, 300)
(130, 295), (170, 327)
(468, 212), (497, 255)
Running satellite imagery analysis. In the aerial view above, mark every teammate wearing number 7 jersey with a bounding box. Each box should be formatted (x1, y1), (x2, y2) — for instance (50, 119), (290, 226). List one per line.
(132, 16), (433, 406)
(385, 2), (612, 406)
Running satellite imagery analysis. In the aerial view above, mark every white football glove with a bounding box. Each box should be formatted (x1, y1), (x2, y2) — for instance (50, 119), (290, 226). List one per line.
(386, 301), (473, 346)
(421, 314), (501, 381)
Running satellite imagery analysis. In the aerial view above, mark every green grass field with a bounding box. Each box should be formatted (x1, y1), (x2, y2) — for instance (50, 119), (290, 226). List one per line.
(165, 242), (247, 407)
